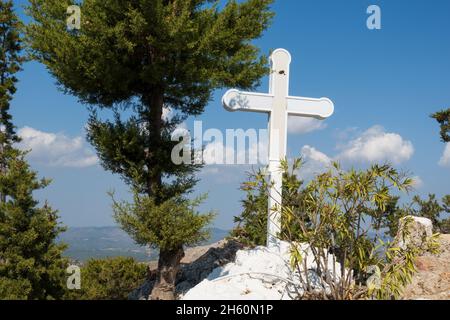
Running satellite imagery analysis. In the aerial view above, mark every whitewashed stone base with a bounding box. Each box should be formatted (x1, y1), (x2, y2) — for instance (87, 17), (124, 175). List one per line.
(182, 241), (342, 300)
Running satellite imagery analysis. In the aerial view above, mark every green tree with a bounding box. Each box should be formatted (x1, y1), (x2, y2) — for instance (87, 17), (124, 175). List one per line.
(231, 158), (305, 246)
(231, 170), (269, 246)
(370, 196), (411, 238)
(66, 257), (147, 300)
(442, 195), (450, 234)
(431, 107), (450, 233)
(26, 0), (274, 300)
(441, 195), (450, 234)
(0, 0), (67, 300)
(0, 0), (23, 203)
(432, 108), (450, 142)
(0, 0), (21, 140)
(411, 194), (450, 234)
(0, 149), (68, 300)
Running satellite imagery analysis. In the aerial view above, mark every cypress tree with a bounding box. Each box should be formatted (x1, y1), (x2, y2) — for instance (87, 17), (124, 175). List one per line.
(26, 0), (274, 299)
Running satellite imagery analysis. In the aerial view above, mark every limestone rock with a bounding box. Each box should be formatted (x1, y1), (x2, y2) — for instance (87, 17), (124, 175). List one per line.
(176, 240), (244, 294)
(181, 241), (342, 300)
(394, 216), (433, 251)
(128, 240), (243, 300)
(402, 234), (450, 300)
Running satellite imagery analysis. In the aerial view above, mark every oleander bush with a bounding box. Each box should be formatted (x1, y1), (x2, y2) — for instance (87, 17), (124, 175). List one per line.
(234, 159), (441, 300)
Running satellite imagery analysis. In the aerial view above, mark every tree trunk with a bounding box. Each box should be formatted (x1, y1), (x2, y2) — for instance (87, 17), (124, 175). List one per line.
(143, 90), (164, 202)
(0, 142), (5, 204)
(150, 245), (185, 300)
(142, 89), (184, 300)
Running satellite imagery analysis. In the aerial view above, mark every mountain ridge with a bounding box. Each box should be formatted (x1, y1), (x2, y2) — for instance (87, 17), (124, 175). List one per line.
(58, 226), (229, 262)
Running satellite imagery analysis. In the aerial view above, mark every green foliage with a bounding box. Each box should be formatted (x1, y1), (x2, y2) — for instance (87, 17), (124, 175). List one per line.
(25, 0), (275, 203)
(66, 257), (147, 300)
(231, 158), (305, 246)
(0, 0), (25, 146)
(26, 0), (274, 108)
(26, 4), (274, 295)
(441, 219), (450, 234)
(443, 195), (450, 234)
(26, 0), (274, 298)
(410, 194), (450, 234)
(112, 191), (215, 251)
(25, 1), (273, 300)
(0, 2), (67, 300)
(432, 108), (450, 142)
(0, 148), (68, 300)
(412, 194), (442, 229)
(370, 193), (450, 236)
(430, 109), (450, 233)
(371, 223), (441, 300)
(0, 277), (32, 300)
(286, 162), (416, 299)
(370, 196), (409, 238)
(231, 170), (269, 246)
(239, 159), (438, 299)
(26, 1), (275, 299)
(411, 194), (442, 232)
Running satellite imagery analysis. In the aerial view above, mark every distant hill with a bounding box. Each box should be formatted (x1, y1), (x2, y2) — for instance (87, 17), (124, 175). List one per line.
(58, 226), (230, 263)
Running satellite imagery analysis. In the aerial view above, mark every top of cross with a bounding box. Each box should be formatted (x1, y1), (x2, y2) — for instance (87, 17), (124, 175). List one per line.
(222, 49), (334, 120)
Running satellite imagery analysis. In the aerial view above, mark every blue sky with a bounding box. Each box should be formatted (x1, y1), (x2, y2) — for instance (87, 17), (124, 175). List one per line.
(11, 0), (450, 229)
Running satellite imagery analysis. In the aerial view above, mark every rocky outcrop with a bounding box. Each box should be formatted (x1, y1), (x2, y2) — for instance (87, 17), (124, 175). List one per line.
(130, 218), (450, 300)
(129, 240), (243, 300)
(176, 240), (244, 293)
(393, 216), (450, 300)
(402, 234), (450, 300)
(181, 241), (343, 300)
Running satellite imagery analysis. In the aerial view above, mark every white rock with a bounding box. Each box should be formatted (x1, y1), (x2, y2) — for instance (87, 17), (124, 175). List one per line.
(396, 216), (433, 250)
(181, 241), (342, 300)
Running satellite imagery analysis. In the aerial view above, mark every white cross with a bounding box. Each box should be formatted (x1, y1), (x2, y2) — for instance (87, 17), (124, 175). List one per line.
(222, 49), (334, 249)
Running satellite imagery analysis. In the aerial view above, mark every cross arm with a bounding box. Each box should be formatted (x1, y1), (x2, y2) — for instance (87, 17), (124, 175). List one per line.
(222, 89), (273, 114)
(287, 96), (334, 119)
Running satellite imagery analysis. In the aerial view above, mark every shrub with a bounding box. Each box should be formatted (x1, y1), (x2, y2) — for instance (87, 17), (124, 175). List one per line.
(410, 194), (450, 234)
(283, 162), (441, 300)
(236, 159), (440, 300)
(231, 159), (305, 246)
(67, 257), (147, 300)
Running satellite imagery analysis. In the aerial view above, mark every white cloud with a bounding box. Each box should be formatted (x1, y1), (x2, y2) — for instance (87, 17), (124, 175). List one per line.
(302, 145), (332, 165)
(439, 143), (450, 167)
(337, 126), (414, 164)
(18, 127), (98, 168)
(295, 126), (415, 179)
(191, 124), (416, 181)
(411, 176), (424, 189)
(288, 116), (326, 134)
(298, 145), (332, 179)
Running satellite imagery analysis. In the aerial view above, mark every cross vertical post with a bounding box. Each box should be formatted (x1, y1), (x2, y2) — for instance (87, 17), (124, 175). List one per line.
(266, 49), (291, 249)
